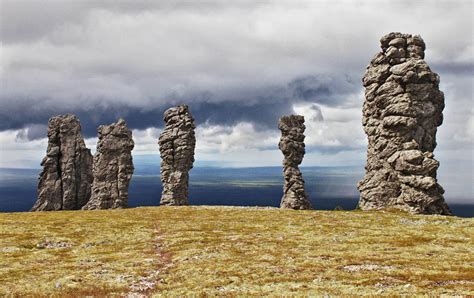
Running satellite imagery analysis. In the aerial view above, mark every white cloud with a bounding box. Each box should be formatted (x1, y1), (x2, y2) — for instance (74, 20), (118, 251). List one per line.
(0, 130), (46, 168)
(293, 102), (366, 150)
(196, 122), (279, 153)
(467, 114), (474, 140)
(131, 127), (161, 154)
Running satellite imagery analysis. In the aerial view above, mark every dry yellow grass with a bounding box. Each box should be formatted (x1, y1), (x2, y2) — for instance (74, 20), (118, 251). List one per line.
(0, 206), (473, 296)
(0, 208), (161, 296)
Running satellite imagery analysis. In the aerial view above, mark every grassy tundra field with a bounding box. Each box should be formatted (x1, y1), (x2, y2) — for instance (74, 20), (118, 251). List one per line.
(0, 206), (473, 296)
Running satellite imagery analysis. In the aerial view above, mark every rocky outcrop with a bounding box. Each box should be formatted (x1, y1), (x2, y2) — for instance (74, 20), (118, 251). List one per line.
(358, 32), (451, 215)
(82, 119), (134, 210)
(279, 115), (312, 210)
(32, 114), (93, 211)
(158, 105), (196, 206)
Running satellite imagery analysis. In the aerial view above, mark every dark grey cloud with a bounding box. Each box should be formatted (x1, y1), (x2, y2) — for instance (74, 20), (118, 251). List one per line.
(0, 0), (472, 153)
(15, 124), (48, 142)
(302, 103), (324, 122)
(432, 62), (474, 75)
(1, 73), (358, 139)
(290, 77), (331, 100)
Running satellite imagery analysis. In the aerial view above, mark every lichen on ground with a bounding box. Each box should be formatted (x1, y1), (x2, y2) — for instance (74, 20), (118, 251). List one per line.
(0, 206), (472, 296)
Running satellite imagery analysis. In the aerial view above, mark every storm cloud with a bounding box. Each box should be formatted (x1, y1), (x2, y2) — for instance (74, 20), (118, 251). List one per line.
(0, 73), (358, 138)
(0, 0), (472, 168)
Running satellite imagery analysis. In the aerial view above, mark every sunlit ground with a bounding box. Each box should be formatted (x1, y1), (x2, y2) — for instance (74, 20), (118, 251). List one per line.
(0, 206), (473, 296)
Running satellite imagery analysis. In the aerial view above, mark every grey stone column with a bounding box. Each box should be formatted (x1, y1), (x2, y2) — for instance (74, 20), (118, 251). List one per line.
(358, 32), (451, 215)
(32, 114), (93, 211)
(279, 115), (312, 210)
(83, 119), (134, 210)
(158, 105), (196, 206)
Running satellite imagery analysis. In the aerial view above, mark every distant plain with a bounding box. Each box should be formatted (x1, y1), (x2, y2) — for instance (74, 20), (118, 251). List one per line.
(0, 166), (472, 217)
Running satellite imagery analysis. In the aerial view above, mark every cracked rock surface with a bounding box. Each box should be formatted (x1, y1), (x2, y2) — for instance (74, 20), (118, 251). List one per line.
(158, 105), (196, 206)
(83, 119), (134, 210)
(358, 32), (451, 215)
(32, 114), (93, 211)
(279, 115), (312, 210)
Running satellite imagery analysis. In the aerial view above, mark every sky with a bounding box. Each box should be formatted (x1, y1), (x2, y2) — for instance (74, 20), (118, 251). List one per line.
(0, 1), (472, 200)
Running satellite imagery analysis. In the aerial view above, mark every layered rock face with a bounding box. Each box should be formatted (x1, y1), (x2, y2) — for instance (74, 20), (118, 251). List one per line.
(358, 32), (451, 215)
(279, 115), (312, 210)
(83, 119), (134, 210)
(159, 105), (196, 206)
(32, 114), (93, 211)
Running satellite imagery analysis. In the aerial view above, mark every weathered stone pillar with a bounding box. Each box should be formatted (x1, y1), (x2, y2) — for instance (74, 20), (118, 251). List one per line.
(83, 119), (134, 210)
(158, 105), (196, 206)
(32, 114), (93, 211)
(279, 115), (312, 210)
(358, 32), (451, 215)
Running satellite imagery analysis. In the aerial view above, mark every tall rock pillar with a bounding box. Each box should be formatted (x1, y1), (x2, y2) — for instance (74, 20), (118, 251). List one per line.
(83, 119), (134, 210)
(158, 105), (196, 206)
(32, 114), (93, 211)
(358, 32), (451, 215)
(279, 115), (312, 210)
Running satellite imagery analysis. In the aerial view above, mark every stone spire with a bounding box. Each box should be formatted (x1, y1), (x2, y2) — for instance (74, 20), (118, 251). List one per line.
(158, 105), (196, 206)
(32, 114), (93, 211)
(358, 32), (451, 215)
(279, 115), (312, 210)
(82, 119), (134, 210)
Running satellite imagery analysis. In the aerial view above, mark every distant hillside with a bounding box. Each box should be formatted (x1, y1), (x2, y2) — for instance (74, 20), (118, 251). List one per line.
(0, 167), (472, 216)
(1, 207), (472, 296)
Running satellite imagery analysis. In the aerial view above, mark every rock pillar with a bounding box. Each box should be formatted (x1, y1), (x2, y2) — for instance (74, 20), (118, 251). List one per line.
(83, 119), (134, 210)
(358, 32), (451, 215)
(279, 115), (312, 210)
(32, 114), (93, 211)
(158, 105), (196, 206)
